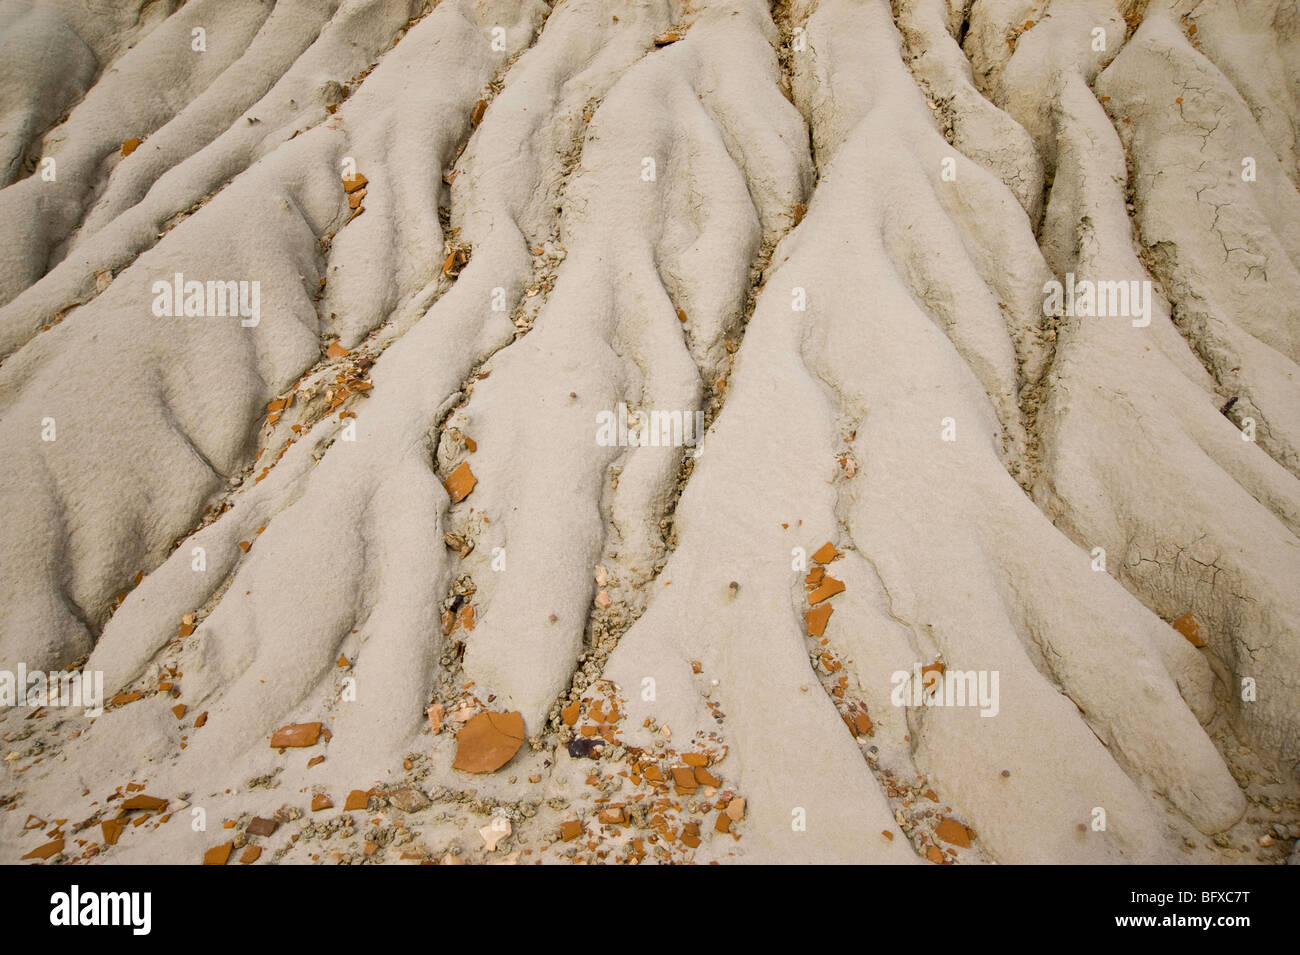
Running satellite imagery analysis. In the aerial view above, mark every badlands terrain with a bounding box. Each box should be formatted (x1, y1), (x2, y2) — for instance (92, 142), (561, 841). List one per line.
(1, 0), (1298, 865)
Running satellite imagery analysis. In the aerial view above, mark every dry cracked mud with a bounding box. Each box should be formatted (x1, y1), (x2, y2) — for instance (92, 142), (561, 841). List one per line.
(1, 0), (1298, 866)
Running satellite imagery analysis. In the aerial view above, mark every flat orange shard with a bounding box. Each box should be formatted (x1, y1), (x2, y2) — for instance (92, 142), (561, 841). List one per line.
(807, 576), (845, 605)
(120, 795), (167, 812)
(445, 462), (477, 503)
(935, 817), (972, 848)
(811, 542), (840, 564)
(202, 842), (232, 865)
(806, 604), (833, 637)
(270, 722), (322, 748)
(1172, 612), (1206, 647)
(452, 711), (525, 774)
(22, 838), (63, 860)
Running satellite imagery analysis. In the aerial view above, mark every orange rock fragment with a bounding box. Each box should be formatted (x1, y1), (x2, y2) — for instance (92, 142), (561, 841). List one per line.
(926, 845), (944, 864)
(811, 542), (841, 564)
(670, 767), (697, 790)
(1172, 612), (1206, 648)
(240, 845), (262, 864)
(921, 662), (946, 695)
(121, 795), (167, 812)
(336, 654), (350, 668)
(203, 842), (233, 865)
(682, 752), (708, 767)
(881, 830), (894, 841)
(427, 702), (445, 734)
(805, 566), (824, 588)
(238, 541), (251, 552)
(714, 812), (731, 834)
(452, 710), (525, 774)
(560, 819), (582, 841)
(808, 576), (845, 605)
(171, 704), (187, 720)
(806, 604), (833, 637)
(23, 838), (64, 860)
(935, 817), (972, 848)
(270, 722), (322, 748)
(852, 712), (873, 737)
(694, 766), (721, 788)
(471, 99), (487, 126)
(121, 138), (142, 157)
(101, 820), (124, 846)
(110, 691), (143, 707)
(326, 341), (349, 359)
(444, 462), (477, 503)
(344, 790), (369, 811)
(342, 173), (367, 194)
(311, 794), (333, 812)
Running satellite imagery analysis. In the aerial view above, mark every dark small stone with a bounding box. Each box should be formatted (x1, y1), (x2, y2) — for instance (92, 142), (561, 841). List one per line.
(567, 738), (605, 759)
(246, 817), (279, 837)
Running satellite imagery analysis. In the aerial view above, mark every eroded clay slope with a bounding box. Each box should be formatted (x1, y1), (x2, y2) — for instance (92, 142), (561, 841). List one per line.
(1, 0), (1297, 866)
